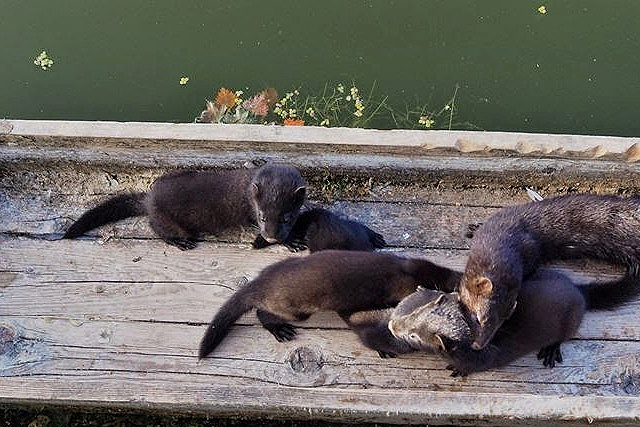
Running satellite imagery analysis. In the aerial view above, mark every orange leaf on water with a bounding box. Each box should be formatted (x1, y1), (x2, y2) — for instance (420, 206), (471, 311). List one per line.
(283, 118), (305, 126)
(215, 87), (237, 109)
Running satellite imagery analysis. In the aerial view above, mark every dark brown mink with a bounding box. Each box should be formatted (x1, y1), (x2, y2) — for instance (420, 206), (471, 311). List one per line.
(458, 194), (640, 350)
(63, 164), (306, 250)
(385, 269), (640, 376)
(253, 207), (386, 253)
(198, 250), (460, 359)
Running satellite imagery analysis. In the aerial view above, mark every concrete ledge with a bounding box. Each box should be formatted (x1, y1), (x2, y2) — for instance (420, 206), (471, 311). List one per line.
(3, 119), (640, 160)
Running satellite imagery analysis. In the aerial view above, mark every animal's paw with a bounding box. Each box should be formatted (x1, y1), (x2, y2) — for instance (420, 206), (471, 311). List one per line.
(377, 351), (397, 359)
(252, 235), (272, 249)
(266, 323), (297, 342)
(166, 238), (197, 250)
(446, 363), (470, 377)
(537, 342), (563, 368)
(284, 238), (308, 252)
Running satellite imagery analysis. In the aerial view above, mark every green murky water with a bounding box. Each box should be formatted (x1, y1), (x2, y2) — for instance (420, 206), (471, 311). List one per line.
(2, 0), (639, 135)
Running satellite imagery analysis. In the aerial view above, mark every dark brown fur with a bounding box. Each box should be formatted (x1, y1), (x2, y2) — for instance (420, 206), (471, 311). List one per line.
(459, 194), (640, 350)
(198, 250), (459, 358)
(342, 309), (416, 358)
(385, 269), (640, 376)
(281, 208), (386, 252)
(63, 164), (306, 250)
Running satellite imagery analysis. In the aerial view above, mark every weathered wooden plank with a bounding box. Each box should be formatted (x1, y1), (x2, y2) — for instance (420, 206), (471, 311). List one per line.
(4, 144), (640, 189)
(2, 159), (633, 209)
(4, 129), (640, 192)
(3, 121), (640, 424)
(0, 194), (496, 249)
(1, 238), (636, 338)
(1, 375), (639, 426)
(2, 315), (640, 393)
(4, 120), (640, 161)
(2, 309), (640, 426)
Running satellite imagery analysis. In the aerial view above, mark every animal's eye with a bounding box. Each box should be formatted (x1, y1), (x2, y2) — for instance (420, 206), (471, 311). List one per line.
(409, 333), (421, 342)
(280, 213), (292, 224)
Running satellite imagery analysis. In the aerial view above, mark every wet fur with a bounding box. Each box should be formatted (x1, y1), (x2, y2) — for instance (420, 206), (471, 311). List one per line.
(63, 164), (306, 250)
(459, 194), (640, 349)
(198, 250), (460, 358)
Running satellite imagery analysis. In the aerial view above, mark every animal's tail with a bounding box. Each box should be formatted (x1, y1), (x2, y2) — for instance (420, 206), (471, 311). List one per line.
(63, 193), (147, 238)
(198, 285), (255, 359)
(581, 273), (640, 310)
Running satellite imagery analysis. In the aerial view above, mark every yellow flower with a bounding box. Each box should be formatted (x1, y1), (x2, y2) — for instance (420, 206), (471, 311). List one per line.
(538, 5), (547, 14)
(419, 116), (435, 128)
(179, 76), (189, 85)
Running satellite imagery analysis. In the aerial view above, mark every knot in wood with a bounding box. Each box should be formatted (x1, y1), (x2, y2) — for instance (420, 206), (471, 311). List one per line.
(287, 346), (323, 374)
(0, 323), (17, 356)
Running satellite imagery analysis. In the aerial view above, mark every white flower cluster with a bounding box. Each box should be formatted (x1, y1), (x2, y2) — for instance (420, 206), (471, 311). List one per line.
(34, 51), (53, 70)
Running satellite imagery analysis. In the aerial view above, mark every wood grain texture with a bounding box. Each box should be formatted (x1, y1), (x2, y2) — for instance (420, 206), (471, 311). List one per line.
(2, 122), (640, 425)
(2, 238), (639, 423)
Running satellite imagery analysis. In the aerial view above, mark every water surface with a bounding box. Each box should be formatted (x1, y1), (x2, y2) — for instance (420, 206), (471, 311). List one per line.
(2, 1), (639, 135)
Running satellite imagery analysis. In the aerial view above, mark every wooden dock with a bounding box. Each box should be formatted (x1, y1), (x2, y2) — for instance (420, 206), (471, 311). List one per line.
(2, 120), (640, 425)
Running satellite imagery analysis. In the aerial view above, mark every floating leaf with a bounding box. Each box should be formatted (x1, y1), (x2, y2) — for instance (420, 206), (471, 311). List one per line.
(195, 100), (226, 123)
(215, 87), (238, 108)
(283, 118), (305, 126)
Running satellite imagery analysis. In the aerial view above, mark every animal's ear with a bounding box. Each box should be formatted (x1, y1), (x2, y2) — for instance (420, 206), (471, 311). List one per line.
(422, 293), (445, 308)
(432, 334), (447, 352)
(251, 182), (260, 197)
(294, 186), (306, 204)
(472, 276), (493, 296)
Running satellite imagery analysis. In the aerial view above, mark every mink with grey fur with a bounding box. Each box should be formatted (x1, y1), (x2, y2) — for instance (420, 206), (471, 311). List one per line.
(378, 269), (640, 375)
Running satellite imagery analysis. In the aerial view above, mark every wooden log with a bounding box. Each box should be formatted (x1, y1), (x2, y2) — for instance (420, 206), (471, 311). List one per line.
(3, 120), (640, 425)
